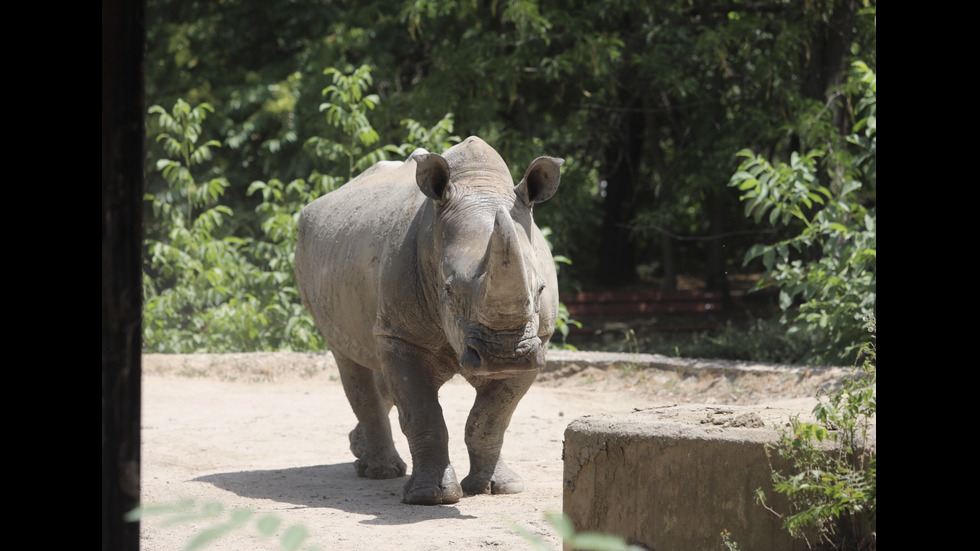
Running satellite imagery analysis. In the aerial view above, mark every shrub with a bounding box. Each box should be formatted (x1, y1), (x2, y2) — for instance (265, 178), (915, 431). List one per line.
(729, 60), (876, 365)
(758, 315), (876, 549)
(143, 66), (465, 353)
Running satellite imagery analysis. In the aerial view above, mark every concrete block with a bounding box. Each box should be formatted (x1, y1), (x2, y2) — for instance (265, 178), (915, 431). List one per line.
(563, 405), (806, 551)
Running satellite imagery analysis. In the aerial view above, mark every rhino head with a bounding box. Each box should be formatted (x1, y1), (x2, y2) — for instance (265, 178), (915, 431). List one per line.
(412, 137), (563, 378)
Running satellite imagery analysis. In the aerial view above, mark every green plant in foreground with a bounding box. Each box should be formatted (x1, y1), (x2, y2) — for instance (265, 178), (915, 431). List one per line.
(513, 511), (646, 551)
(127, 500), (322, 551)
(758, 315), (876, 550)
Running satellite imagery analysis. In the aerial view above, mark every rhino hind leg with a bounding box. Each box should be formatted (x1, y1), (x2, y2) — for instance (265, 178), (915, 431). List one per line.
(333, 351), (406, 479)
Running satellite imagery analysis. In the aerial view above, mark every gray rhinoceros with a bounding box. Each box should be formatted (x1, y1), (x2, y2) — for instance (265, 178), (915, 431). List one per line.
(295, 136), (564, 505)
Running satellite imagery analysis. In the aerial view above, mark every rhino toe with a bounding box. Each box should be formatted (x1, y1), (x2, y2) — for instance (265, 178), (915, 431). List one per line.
(354, 453), (407, 479)
(462, 460), (524, 495)
(402, 483), (462, 505)
(402, 465), (462, 505)
(489, 477), (524, 494)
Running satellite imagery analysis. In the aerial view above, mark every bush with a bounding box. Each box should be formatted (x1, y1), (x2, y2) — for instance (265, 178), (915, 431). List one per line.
(143, 99), (331, 352)
(729, 60), (876, 365)
(758, 316), (876, 549)
(143, 66), (464, 353)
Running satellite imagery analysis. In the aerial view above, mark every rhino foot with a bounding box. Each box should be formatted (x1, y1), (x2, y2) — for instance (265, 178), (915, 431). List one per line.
(350, 426), (406, 479)
(402, 465), (462, 505)
(353, 454), (407, 479)
(349, 425), (369, 458)
(461, 460), (524, 495)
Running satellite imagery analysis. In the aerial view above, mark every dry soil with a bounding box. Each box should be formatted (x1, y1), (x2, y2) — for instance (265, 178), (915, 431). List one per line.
(138, 351), (843, 551)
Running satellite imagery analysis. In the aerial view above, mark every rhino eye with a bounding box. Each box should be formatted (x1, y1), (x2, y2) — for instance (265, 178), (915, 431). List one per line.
(443, 278), (454, 297)
(537, 280), (546, 296)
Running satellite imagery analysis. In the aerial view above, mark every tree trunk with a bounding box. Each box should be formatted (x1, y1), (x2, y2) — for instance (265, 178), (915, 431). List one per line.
(597, 94), (645, 287)
(802, 0), (858, 128)
(705, 191), (731, 303)
(661, 233), (677, 292)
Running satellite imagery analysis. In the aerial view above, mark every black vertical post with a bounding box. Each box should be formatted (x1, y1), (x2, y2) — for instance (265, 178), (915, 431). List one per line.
(102, 0), (145, 549)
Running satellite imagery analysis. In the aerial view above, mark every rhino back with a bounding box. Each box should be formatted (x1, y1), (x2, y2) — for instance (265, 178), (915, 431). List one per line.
(296, 160), (427, 368)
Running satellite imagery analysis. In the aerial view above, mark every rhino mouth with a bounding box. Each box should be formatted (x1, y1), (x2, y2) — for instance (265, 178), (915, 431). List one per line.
(460, 334), (544, 376)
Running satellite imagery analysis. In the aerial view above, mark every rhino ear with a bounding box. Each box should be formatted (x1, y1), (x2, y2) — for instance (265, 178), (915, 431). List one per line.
(414, 152), (451, 201)
(516, 156), (564, 206)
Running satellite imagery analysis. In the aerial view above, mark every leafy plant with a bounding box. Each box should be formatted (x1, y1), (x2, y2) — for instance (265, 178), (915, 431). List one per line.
(244, 176), (332, 351)
(144, 68), (469, 353)
(729, 60), (876, 365)
(757, 315), (876, 549)
(541, 226), (581, 349)
(144, 99), (327, 352)
(143, 100), (261, 352)
(513, 511), (646, 551)
(685, 316), (814, 365)
(398, 113), (461, 154)
(720, 529), (741, 551)
(127, 500), (322, 551)
(304, 65), (401, 180)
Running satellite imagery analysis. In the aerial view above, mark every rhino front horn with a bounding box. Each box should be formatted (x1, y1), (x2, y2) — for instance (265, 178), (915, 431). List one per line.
(478, 206), (532, 324)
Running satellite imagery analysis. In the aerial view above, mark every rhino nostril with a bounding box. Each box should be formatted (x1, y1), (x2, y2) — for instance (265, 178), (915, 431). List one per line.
(461, 345), (482, 370)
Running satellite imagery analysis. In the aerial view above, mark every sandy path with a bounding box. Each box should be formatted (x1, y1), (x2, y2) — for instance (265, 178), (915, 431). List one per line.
(138, 352), (828, 550)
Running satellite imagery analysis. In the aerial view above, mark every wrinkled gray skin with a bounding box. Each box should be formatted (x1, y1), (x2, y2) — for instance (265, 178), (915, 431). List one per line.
(295, 136), (563, 505)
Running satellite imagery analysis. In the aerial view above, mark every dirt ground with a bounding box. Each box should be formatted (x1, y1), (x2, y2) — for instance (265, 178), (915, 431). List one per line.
(139, 351), (842, 551)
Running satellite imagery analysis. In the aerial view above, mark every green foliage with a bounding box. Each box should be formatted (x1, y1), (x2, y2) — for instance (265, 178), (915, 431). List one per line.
(729, 60), (876, 365)
(304, 65), (395, 179)
(146, 0), (876, 291)
(303, 64), (461, 182)
(513, 511), (646, 551)
(398, 113), (461, 155)
(720, 529), (741, 551)
(541, 226), (581, 349)
(144, 99), (326, 352)
(144, 65), (466, 352)
(583, 316), (817, 366)
(127, 500), (322, 551)
(144, 2), (878, 356)
(759, 316), (876, 550)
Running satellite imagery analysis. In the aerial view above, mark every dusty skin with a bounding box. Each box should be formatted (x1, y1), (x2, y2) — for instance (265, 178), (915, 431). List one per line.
(139, 351), (839, 551)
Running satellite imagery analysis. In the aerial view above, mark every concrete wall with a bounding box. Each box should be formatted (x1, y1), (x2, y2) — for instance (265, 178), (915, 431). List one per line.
(562, 405), (806, 551)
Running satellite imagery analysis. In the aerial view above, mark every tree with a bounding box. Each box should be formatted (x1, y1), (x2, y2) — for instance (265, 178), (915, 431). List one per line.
(729, 56), (876, 364)
(144, 0), (877, 348)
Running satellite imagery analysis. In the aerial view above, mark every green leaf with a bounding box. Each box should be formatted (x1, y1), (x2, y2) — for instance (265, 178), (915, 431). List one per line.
(186, 524), (236, 551)
(545, 511), (577, 540)
(736, 176), (758, 191)
(255, 514), (280, 537)
(280, 524), (310, 551)
(568, 531), (633, 550)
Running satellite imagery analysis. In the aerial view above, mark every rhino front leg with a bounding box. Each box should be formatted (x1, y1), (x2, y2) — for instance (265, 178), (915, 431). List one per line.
(378, 338), (462, 505)
(460, 370), (537, 495)
(333, 351), (406, 480)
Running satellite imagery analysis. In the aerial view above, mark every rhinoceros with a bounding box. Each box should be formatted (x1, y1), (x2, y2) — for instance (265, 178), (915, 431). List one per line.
(295, 136), (564, 505)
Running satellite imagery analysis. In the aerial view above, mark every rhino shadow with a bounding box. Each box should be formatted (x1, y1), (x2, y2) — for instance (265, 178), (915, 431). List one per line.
(193, 463), (477, 524)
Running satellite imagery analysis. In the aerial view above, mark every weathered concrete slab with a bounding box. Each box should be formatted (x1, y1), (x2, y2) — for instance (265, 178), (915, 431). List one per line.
(563, 404), (807, 551)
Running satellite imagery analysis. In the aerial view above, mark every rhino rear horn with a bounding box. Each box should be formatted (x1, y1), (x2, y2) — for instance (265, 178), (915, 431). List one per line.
(414, 152), (451, 201)
(516, 156), (564, 206)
